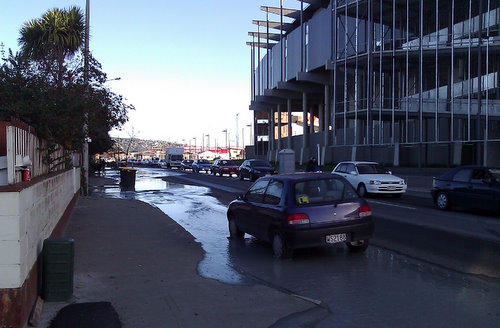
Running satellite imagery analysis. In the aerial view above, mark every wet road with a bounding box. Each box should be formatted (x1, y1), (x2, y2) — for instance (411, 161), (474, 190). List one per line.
(96, 168), (500, 327)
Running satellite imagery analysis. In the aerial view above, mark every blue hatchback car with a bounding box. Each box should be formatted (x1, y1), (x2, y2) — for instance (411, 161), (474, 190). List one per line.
(227, 173), (374, 258)
(192, 159), (212, 173)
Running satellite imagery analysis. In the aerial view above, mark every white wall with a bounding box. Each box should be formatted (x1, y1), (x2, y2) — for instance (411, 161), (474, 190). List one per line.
(0, 167), (80, 288)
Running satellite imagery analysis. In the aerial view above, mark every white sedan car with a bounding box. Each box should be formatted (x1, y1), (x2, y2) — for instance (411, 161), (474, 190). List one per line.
(331, 161), (407, 197)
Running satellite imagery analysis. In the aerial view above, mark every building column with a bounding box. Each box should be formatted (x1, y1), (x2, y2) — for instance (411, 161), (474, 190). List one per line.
(277, 104), (282, 151)
(319, 103), (324, 132)
(302, 92), (309, 164)
(309, 106), (315, 134)
(324, 85), (331, 146)
(302, 92), (308, 148)
(269, 108), (275, 151)
(287, 98), (292, 149)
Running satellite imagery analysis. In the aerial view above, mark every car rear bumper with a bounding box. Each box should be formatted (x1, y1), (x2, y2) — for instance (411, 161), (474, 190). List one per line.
(284, 220), (374, 250)
(221, 169), (238, 174)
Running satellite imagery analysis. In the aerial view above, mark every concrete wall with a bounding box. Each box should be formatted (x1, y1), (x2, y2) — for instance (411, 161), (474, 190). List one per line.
(270, 132), (500, 167)
(0, 167), (80, 327)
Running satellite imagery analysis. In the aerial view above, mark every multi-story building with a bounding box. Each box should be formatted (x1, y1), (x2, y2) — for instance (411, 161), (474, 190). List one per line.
(248, 0), (499, 167)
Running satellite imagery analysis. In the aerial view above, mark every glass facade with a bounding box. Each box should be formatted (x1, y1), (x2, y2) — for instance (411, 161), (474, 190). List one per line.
(250, 0), (500, 165)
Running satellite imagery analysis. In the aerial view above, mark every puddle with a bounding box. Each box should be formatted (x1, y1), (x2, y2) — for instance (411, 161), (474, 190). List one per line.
(94, 168), (251, 285)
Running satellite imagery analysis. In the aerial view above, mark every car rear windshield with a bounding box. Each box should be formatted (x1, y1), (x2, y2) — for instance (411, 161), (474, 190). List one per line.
(294, 178), (357, 205)
(356, 163), (389, 174)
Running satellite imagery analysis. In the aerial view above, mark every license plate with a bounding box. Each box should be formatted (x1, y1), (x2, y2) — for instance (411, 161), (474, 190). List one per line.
(326, 233), (347, 244)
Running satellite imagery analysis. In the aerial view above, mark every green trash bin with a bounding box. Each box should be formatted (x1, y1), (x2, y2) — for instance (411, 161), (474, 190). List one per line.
(42, 237), (74, 302)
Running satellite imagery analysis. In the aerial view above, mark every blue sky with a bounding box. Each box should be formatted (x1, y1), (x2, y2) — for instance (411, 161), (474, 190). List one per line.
(0, 0), (284, 147)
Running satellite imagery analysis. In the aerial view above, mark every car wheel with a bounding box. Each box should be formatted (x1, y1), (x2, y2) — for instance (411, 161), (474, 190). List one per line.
(357, 184), (367, 197)
(238, 172), (243, 180)
(228, 218), (244, 239)
(212, 170), (216, 176)
(272, 232), (292, 259)
(436, 191), (450, 210)
(346, 239), (369, 253)
(250, 173), (256, 182)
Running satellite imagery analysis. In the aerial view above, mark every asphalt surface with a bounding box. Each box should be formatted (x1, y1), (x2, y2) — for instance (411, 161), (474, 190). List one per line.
(163, 169), (500, 278)
(37, 168), (500, 327)
(38, 175), (313, 328)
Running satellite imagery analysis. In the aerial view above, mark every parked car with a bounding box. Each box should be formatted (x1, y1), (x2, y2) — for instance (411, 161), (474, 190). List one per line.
(192, 159), (212, 173)
(212, 159), (239, 177)
(227, 173), (374, 258)
(331, 161), (407, 197)
(238, 159), (277, 181)
(180, 160), (193, 171)
(150, 157), (161, 168)
(431, 166), (500, 213)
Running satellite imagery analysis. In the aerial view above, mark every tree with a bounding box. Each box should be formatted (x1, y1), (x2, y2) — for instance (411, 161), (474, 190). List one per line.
(0, 35), (133, 154)
(18, 7), (84, 87)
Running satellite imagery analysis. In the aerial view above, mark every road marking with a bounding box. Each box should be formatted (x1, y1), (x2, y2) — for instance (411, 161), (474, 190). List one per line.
(369, 200), (417, 210)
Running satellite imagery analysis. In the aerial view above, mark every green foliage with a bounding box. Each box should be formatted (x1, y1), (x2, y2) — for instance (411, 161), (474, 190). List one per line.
(0, 7), (133, 155)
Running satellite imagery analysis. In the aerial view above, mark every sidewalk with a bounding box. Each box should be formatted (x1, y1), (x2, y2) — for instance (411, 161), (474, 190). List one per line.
(38, 176), (313, 328)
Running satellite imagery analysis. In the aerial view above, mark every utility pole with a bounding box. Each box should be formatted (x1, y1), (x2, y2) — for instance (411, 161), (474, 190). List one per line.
(236, 113), (239, 148)
(82, 0), (90, 195)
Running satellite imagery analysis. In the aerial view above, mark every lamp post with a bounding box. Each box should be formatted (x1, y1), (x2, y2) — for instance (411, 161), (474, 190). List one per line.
(222, 129), (228, 159)
(246, 124), (253, 145)
(193, 137), (197, 159)
(236, 113), (239, 148)
(82, 0), (90, 196)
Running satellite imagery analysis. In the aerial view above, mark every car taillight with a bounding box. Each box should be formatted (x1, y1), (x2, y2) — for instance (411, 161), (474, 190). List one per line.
(358, 205), (372, 217)
(286, 213), (310, 225)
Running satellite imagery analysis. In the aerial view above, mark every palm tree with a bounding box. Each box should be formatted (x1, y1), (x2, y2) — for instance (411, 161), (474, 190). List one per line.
(18, 7), (85, 84)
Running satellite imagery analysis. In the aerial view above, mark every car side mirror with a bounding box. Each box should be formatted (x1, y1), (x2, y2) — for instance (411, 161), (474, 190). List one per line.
(237, 194), (245, 201)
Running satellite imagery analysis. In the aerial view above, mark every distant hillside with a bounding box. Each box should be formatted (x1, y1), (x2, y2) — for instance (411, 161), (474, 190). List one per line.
(112, 137), (180, 154)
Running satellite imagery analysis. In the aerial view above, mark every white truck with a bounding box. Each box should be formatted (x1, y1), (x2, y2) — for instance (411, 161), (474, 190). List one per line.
(164, 147), (184, 169)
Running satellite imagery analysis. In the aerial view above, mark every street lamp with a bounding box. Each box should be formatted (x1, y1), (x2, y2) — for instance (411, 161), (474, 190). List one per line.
(236, 113), (239, 148)
(192, 137), (197, 159)
(222, 129), (228, 159)
(82, 0), (90, 196)
(246, 124), (253, 146)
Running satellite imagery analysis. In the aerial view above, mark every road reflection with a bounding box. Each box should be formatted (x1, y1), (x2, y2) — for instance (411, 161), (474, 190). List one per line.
(94, 168), (252, 285)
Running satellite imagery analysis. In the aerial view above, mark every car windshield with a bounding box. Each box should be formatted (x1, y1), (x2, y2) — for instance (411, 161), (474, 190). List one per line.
(251, 161), (271, 167)
(294, 178), (357, 205)
(356, 163), (389, 174)
(221, 160), (236, 166)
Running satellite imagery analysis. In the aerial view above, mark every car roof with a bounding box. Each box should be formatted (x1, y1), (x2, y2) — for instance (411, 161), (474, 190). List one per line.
(438, 165), (500, 178)
(259, 172), (342, 182)
(337, 161), (379, 165)
(247, 159), (270, 162)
